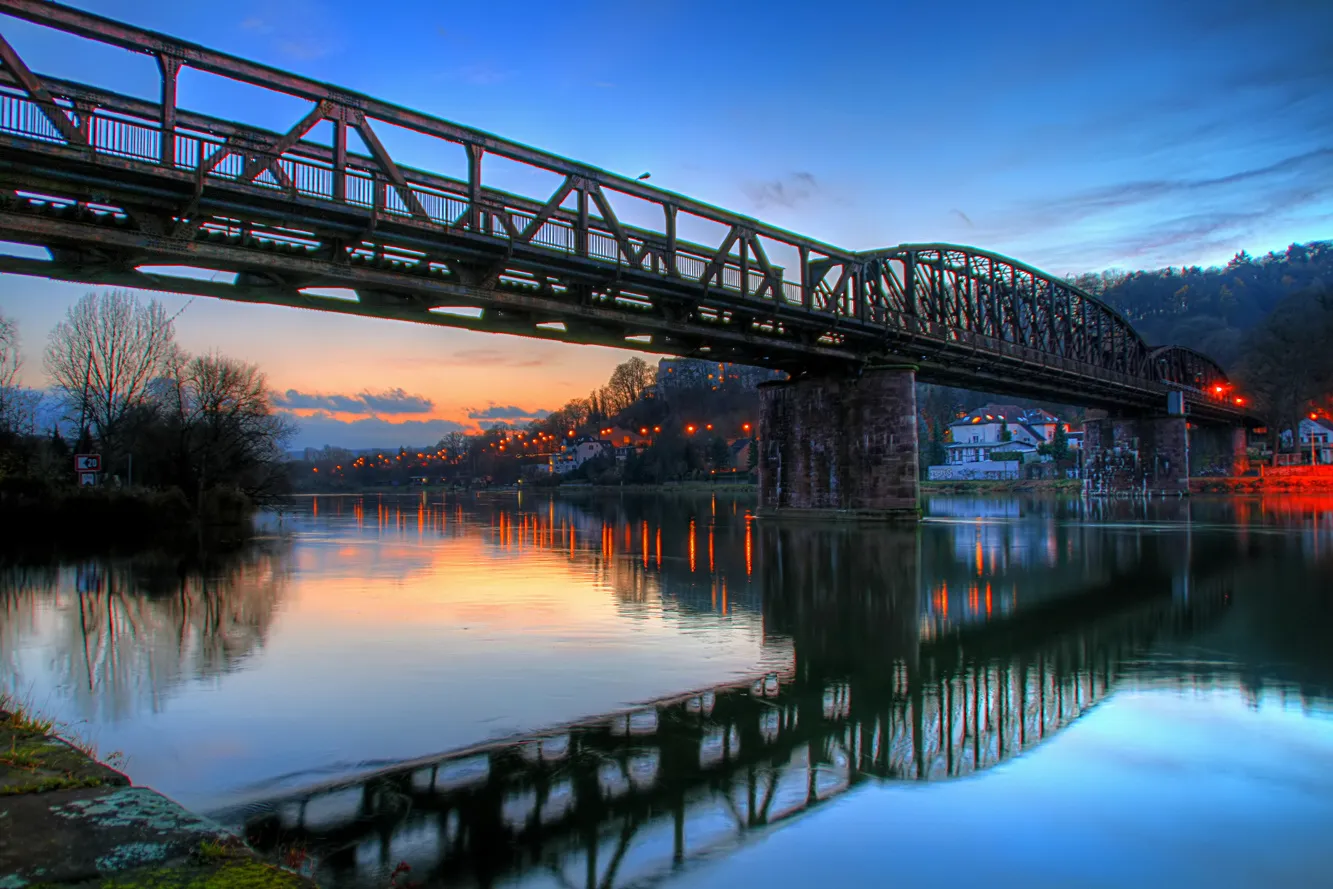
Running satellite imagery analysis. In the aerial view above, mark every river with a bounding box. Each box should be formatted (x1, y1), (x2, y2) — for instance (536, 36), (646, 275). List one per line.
(2, 492), (1331, 888)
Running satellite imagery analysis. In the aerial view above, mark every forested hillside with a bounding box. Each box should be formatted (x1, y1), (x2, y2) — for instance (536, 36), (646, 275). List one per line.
(1067, 241), (1333, 369)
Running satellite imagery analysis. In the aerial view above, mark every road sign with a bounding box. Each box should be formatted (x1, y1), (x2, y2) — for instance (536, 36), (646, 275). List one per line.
(78, 472), (97, 486)
(74, 454), (101, 472)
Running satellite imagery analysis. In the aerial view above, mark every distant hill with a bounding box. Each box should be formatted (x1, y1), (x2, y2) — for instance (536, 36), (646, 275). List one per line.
(1067, 241), (1333, 369)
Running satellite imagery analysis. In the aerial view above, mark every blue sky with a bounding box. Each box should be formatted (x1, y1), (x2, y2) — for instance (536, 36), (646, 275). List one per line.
(0, 0), (1329, 448)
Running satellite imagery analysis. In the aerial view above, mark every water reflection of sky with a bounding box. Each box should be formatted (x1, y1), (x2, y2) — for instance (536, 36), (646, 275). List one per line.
(1, 493), (1331, 888)
(685, 688), (1333, 889)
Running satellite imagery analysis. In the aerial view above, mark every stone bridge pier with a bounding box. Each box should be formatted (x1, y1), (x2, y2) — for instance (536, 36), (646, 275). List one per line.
(1190, 423), (1250, 477)
(1084, 411), (1250, 495)
(1084, 412), (1190, 496)
(758, 364), (920, 520)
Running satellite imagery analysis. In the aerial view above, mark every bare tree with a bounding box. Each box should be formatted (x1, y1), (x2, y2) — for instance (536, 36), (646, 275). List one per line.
(0, 312), (17, 392)
(0, 313), (39, 436)
(0, 312), (20, 429)
(436, 430), (470, 459)
(44, 290), (176, 454)
(603, 357), (656, 415)
(161, 352), (293, 504)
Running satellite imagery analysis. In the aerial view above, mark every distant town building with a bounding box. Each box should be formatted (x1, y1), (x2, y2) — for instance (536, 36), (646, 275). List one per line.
(944, 404), (1068, 464)
(1298, 417), (1333, 464)
(929, 403), (1079, 480)
(549, 437), (614, 474)
(730, 438), (753, 469)
(655, 358), (784, 392)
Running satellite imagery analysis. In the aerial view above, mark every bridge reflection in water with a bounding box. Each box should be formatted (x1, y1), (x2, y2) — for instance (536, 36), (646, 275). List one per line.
(220, 495), (1237, 888)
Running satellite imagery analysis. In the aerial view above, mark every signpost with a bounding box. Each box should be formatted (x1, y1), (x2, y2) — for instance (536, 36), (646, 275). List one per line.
(75, 454), (100, 486)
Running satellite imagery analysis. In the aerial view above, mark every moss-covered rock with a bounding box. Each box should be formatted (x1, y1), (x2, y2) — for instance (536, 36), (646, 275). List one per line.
(98, 858), (312, 889)
(0, 716), (128, 796)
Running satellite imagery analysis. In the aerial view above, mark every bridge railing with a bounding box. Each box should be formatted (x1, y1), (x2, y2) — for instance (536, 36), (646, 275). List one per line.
(0, 78), (822, 313)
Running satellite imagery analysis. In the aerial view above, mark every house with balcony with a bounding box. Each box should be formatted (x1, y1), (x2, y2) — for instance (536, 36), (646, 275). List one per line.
(944, 404), (1066, 464)
(930, 404), (1076, 480)
(1298, 417), (1333, 464)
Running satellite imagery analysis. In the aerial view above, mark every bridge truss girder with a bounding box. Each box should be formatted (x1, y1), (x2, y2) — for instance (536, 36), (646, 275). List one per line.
(0, 0), (1252, 423)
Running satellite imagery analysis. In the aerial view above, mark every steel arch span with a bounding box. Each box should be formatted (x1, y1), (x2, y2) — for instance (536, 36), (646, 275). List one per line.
(0, 0), (1252, 423)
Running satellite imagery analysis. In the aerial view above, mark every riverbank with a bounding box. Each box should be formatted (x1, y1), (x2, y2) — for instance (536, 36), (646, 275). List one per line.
(292, 480), (759, 496)
(0, 484), (260, 553)
(1191, 469), (1333, 494)
(0, 696), (316, 888)
(920, 478), (1082, 495)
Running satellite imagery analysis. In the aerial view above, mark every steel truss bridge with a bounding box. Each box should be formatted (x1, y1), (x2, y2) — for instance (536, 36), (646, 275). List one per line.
(214, 572), (1231, 888)
(0, 1), (1247, 422)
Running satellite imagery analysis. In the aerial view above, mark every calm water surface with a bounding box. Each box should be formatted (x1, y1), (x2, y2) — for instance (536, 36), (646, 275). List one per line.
(3, 492), (1332, 888)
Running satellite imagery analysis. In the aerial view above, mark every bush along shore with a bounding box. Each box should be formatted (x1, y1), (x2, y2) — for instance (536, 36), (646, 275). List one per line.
(0, 695), (318, 888)
(0, 482), (261, 552)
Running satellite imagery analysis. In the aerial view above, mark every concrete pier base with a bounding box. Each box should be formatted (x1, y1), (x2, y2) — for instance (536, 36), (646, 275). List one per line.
(758, 365), (920, 520)
(1084, 413), (1190, 496)
(1189, 422), (1251, 476)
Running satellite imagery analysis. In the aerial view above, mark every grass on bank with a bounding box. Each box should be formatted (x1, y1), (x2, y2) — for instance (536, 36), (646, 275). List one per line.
(0, 689), (126, 794)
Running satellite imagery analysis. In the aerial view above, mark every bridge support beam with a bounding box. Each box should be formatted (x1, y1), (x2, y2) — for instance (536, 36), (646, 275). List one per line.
(1083, 413), (1190, 496)
(758, 364), (920, 520)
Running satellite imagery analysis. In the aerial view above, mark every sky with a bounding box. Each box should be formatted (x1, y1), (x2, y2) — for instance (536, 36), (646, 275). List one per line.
(0, 0), (1329, 448)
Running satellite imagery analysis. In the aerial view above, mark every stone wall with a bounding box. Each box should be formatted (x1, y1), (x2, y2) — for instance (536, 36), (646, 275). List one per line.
(758, 366), (919, 518)
(1188, 423), (1252, 476)
(1084, 413), (1190, 496)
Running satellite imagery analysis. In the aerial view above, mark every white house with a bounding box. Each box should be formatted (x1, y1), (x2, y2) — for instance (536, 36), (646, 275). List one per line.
(1298, 417), (1333, 464)
(945, 404), (1066, 465)
(549, 437), (614, 474)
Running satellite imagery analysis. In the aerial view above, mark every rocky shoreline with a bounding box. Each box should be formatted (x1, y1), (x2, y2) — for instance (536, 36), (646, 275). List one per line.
(0, 705), (316, 888)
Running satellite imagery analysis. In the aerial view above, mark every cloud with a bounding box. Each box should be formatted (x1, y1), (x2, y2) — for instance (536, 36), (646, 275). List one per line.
(288, 413), (470, 451)
(467, 404), (550, 421)
(412, 349), (545, 369)
(741, 172), (818, 211)
(978, 146), (1333, 271)
(1034, 148), (1333, 226)
(273, 388), (434, 415)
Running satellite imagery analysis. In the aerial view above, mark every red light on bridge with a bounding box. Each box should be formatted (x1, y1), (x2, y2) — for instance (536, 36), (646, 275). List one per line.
(686, 425), (696, 434)
(742, 423), (751, 432)
(1233, 396), (1246, 405)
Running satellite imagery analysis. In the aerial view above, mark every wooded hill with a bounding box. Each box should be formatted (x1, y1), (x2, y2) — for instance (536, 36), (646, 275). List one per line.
(1067, 240), (1332, 369)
